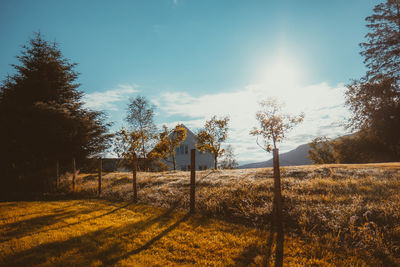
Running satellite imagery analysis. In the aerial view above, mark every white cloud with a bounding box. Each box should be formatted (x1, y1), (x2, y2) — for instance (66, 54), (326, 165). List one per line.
(156, 82), (351, 164)
(83, 84), (138, 111)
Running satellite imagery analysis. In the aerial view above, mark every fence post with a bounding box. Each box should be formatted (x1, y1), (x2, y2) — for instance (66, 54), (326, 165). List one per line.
(98, 157), (102, 196)
(273, 148), (284, 266)
(56, 160), (59, 190)
(190, 149), (196, 214)
(273, 149), (282, 212)
(133, 153), (137, 202)
(72, 158), (76, 192)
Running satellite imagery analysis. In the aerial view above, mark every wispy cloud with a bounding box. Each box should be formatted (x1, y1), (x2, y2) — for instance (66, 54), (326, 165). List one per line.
(83, 84), (138, 111)
(155, 82), (351, 163)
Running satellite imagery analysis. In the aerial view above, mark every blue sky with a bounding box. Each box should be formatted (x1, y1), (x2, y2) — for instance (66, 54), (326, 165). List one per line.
(0, 0), (381, 164)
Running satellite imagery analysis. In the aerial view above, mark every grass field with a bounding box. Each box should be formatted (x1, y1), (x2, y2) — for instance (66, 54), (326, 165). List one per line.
(1, 163), (400, 266)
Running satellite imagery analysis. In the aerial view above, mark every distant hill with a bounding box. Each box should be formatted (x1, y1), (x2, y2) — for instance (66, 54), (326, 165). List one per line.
(239, 143), (311, 169)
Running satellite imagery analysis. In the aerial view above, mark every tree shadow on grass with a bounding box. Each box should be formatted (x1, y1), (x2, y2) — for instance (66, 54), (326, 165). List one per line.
(1, 210), (81, 243)
(104, 212), (191, 266)
(0, 201), (133, 243)
(0, 200), (87, 221)
(0, 201), (186, 266)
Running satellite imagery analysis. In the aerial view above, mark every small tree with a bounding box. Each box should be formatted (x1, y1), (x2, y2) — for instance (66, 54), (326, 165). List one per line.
(113, 128), (144, 168)
(125, 96), (157, 159)
(308, 137), (337, 164)
(149, 124), (187, 170)
(196, 115), (230, 169)
(219, 145), (238, 169)
(250, 98), (303, 266)
(250, 98), (304, 152)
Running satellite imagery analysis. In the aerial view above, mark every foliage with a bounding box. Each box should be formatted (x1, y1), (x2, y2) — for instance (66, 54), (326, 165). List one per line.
(149, 124), (187, 170)
(346, 78), (400, 159)
(0, 32), (111, 194)
(196, 115), (230, 169)
(345, 0), (400, 160)
(113, 128), (144, 168)
(333, 132), (396, 163)
(360, 0), (400, 83)
(308, 137), (337, 164)
(250, 98), (304, 152)
(308, 133), (395, 164)
(219, 144), (239, 169)
(125, 95), (157, 158)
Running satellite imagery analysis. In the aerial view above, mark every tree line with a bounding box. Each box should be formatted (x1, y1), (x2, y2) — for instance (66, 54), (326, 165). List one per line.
(113, 94), (236, 171)
(309, 0), (400, 164)
(0, 33), (238, 197)
(1, 1), (398, 197)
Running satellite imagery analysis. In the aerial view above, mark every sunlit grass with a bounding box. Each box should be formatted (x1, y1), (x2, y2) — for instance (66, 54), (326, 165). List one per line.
(1, 163), (399, 265)
(0, 199), (388, 266)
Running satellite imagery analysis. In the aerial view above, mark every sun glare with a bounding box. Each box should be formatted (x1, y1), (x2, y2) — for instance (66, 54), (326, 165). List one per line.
(265, 59), (300, 87)
(254, 48), (305, 90)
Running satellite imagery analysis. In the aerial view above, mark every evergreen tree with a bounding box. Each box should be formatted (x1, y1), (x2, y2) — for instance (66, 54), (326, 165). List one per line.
(0, 32), (112, 195)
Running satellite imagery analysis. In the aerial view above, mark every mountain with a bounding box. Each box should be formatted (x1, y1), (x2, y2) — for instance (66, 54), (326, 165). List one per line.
(239, 143), (311, 169)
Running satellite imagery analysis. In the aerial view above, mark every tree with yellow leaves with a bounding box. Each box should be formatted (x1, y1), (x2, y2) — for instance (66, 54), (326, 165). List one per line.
(149, 124), (187, 170)
(250, 98), (304, 152)
(196, 115), (230, 169)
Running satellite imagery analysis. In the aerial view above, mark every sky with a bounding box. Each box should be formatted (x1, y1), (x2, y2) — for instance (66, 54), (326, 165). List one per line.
(0, 0), (381, 164)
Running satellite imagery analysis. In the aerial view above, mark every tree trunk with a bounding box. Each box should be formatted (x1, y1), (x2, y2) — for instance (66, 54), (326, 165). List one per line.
(133, 153), (137, 202)
(214, 154), (218, 169)
(190, 149), (196, 213)
(56, 160), (59, 190)
(272, 148), (283, 267)
(98, 157), (102, 196)
(72, 158), (76, 192)
(172, 154), (176, 171)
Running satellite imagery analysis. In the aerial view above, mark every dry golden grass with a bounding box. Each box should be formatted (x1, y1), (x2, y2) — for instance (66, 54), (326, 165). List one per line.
(0, 199), (390, 266)
(1, 163), (399, 265)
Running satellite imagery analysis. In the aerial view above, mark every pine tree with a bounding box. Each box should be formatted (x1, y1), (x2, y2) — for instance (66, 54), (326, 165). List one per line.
(0, 32), (112, 195)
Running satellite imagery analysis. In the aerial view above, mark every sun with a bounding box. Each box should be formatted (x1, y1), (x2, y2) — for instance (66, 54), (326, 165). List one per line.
(267, 60), (299, 84)
(253, 48), (304, 90)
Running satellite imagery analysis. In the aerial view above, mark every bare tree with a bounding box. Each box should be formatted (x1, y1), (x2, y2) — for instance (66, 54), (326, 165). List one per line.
(219, 145), (238, 169)
(125, 96), (157, 159)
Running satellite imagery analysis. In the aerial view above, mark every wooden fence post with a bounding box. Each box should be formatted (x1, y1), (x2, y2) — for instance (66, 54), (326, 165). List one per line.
(273, 148), (284, 267)
(98, 157), (102, 196)
(190, 149), (196, 214)
(72, 158), (76, 192)
(56, 160), (59, 190)
(133, 153), (137, 202)
(273, 148), (282, 213)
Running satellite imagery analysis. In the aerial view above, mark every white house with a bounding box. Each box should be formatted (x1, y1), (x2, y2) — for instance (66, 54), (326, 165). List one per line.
(168, 124), (214, 171)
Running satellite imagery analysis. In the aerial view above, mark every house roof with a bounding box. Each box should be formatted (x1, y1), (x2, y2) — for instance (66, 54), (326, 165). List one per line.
(179, 124), (197, 141)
